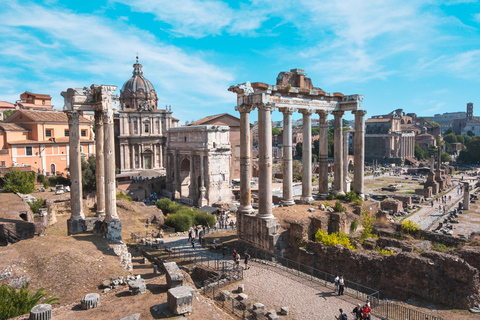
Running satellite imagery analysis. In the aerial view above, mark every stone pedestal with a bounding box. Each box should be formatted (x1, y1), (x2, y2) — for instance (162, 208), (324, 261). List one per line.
(105, 219), (122, 241)
(236, 213), (280, 252)
(81, 293), (100, 310)
(29, 304), (52, 320)
(128, 278), (146, 295)
(164, 262), (184, 288)
(167, 286), (194, 315)
(67, 218), (85, 235)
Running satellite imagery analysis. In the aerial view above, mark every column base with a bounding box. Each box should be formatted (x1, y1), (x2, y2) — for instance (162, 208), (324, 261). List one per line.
(333, 190), (345, 196)
(95, 210), (106, 218)
(236, 214), (280, 252)
(67, 218), (86, 235)
(104, 219), (122, 241)
(356, 193), (365, 200)
(256, 213), (275, 219)
(238, 205), (256, 214)
(317, 193), (329, 200)
(300, 196), (314, 204)
(280, 199), (295, 206)
(198, 198), (208, 207)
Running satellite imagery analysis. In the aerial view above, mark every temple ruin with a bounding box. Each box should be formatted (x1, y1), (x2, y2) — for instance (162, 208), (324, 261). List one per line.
(229, 69), (366, 251)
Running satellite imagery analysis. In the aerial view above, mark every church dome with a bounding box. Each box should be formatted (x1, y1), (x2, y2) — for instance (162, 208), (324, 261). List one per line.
(120, 57), (158, 111)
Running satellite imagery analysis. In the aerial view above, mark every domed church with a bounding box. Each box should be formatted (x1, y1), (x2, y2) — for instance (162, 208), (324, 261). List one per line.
(116, 57), (177, 173)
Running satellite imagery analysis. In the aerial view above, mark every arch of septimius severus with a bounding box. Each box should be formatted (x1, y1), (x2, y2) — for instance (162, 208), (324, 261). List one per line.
(62, 85), (121, 241)
(229, 69), (366, 252)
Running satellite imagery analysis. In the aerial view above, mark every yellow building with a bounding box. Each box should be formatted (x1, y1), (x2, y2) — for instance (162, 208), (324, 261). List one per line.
(0, 109), (94, 176)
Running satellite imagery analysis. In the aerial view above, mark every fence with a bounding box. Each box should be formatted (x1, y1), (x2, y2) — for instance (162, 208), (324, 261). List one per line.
(370, 297), (444, 320)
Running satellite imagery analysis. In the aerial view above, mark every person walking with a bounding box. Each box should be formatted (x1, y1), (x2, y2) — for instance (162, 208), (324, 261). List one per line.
(352, 304), (362, 320)
(334, 275), (339, 293)
(338, 275), (345, 295)
(191, 237), (195, 250)
(335, 308), (348, 320)
(362, 303), (371, 320)
(244, 251), (251, 270)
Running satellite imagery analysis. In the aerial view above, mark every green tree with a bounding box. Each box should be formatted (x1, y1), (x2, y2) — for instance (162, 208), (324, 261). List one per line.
(466, 136), (480, 163)
(0, 284), (58, 320)
(3, 170), (35, 194)
(457, 135), (465, 146)
(2, 110), (15, 120)
(467, 130), (475, 137)
(414, 142), (427, 160)
(441, 152), (451, 163)
(311, 127), (319, 136)
(272, 127), (281, 136)
(430, 121), (440, 127)
(295, 142), (302, 160)
(81, 156), (96, 195)
(443, 133), (457, 144)
(444, 127), (453, 135)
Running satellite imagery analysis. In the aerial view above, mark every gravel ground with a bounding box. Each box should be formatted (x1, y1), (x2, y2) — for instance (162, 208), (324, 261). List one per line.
(241, 261), (380, 320)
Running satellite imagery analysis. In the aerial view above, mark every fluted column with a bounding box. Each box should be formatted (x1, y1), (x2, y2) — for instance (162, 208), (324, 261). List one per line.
(173, 149), (180, 199)
(94, 110), (105, 218)
(279, 107), (295, 206)
(353, 110), (366, 199)
(104, 108), (118, 223)
(317, 110), (329, 199)
(257, 102), (275, 218)
(198, 151), (207, 206)
(300, 108), (314, 203)
(235, 104), (255, 213)
(67, 111), (84, 220)
(343, 130), (350, 193)
(189, 149), (195, 198)
(333, 110), (344, 195)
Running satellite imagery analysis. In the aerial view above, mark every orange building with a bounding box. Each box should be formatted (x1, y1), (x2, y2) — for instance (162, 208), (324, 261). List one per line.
(0, 110), (94, 176)
(16, 91), (54, 110)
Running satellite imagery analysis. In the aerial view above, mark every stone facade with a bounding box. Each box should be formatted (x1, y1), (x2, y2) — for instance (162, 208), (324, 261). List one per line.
(116, 58), (177, 173)
(166, 125), (233, 206)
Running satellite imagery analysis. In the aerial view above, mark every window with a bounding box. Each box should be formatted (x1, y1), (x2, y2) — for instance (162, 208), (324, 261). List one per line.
(81, 130), (87, 137)
(26, 146), (33, 156)
(144, 123), (149, 133)
(1, 161), (4, 167)
(64, 130), (69, 137)
(45, 129), (52, 137)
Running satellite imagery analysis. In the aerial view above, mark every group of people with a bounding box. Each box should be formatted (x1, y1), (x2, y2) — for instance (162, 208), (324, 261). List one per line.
(334, 275), (345, 295)
(335, 299), (371, 320)
(232, 249), (250, 270)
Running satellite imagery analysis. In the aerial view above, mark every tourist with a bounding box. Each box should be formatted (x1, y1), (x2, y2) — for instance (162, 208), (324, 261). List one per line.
(334, 275), (339, 293)
(233, 249), (238, 267)
(244, 251), (251, 270)
(188, 228), (192, 242)
(335, 308), (348, 320)
(352, 304), (362, 320)
(364, 298), (371, 308)
(362, 303), (371, 320)
(195, 226), (198, 238)
(338, 275), (345, 295)
(191, 237), (195, 250)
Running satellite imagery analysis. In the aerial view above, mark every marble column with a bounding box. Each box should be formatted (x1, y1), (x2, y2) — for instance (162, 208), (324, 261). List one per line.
(173, 149), (180, 199)
(343, 130), (350, 193)
(189, 149), (195, 198)
(257, 102), (275, 218)
(353, 110), (366, 199)
(463, 182), (470, 210)
(67, 111), (84, 220)
(94, 110), (105, 218)
(159, 145), (163, 168)
(198, 151), (207, 207)
(317, 110), (329, 199)
(300, 108), (314, 203)
(333, 111), (344, 195)
(104, 108), (119, 223)
(279, 107), (295, 206)
(236, 104), (255, 213)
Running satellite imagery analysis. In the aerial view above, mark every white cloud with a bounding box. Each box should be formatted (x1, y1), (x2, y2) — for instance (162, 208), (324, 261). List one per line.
(0, 2), (234, 119)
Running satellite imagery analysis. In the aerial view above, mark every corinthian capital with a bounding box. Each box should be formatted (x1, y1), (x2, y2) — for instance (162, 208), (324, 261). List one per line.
(235, 103), (255, 113)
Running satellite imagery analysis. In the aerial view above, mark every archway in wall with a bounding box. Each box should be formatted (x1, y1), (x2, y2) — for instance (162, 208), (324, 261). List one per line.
(50, 163), (56, 176)
(179, 158), (190, 198)
(143, 149), (153, 169)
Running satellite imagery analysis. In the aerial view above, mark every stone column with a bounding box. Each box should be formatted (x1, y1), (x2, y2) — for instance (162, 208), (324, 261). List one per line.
(257, 102), (275, 218)
(300, 108), (314, 203)
(235, 104), (255, 213)
(189, 149), (195, 199)
(332, 111), (344, 195)
(343, 130), (350, 193)
(173, 149), (180, 199)
(279, 107), (295, 206)
(463, 182), (470, 210)
(67, 111), (84, 221)
(198, 151), (207, 207)
(353, 110), (366, 199)
(94, 110), (105, 218)
(317, 110), (329, 199)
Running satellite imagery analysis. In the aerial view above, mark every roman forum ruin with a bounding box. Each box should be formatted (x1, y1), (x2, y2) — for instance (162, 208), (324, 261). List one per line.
(61, 85), (122, 241)
(229, 69), (366, 251)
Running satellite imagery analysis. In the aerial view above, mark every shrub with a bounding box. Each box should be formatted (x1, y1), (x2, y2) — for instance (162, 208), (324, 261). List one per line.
(43, 180), (50, 188)
(360, 205), (376, 241)
(3, 170), (35, 194)
(193, 211), (216, 227)
(324, 201), (330, 207)
(333, 201), (346, 212)
(116, 192), (132, 201)
(326, 194), (334, 200)
(350, 219), (359, 233)
(401, 220), (420, 234)
(375, 246), (394, 256)
(48, 176), (71, 187)
(165, 212), (193, 232)
(314, 230), (355, 250)
(156, 198), (181, 214)
(432, 242), (455, 252)
(0, 284), (58, 320)
(28, 198), (44, 214)
(37, 174), (45, 184)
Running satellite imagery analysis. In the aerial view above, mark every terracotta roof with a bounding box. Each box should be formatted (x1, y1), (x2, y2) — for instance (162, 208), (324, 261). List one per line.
(22, 91), (51, 99)
(189, 113), (232, 126)
(0, 101), (16, 109)
(0, 123), (28, 131)
(17, 103), (53, 109)
(12, 110), (92, 124)
(366, 118), (391, 123)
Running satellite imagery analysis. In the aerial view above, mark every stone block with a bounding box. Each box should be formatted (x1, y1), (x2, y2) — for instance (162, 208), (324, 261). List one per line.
(253, 303), (264, 311)
(105, 219), (122, 241)
(67, 218), (85, 235)
(266, 310), (279, 320)
(30, 304), (52, 320)
(81, 293), (100, 310)
(237, 284), (244, 292)
(236, 293), (248, 301)
(167, 285), (194, 315)
(219, 290), (231, 301)
(128, 278), (146, 295)
(280, 307), (289, 315)
(164, 262), (184, 288)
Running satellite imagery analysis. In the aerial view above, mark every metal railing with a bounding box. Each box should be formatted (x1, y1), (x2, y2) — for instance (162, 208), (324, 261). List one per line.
(370, 296), (444, 320)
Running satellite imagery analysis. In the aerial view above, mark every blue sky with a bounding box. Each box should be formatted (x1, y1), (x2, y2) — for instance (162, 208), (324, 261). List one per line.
(1, 0), (480, 123)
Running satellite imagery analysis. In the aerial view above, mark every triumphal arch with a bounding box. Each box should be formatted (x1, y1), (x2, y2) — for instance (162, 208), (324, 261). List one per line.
(61, 85), (121, 241)
(229, 69), (366, 251)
